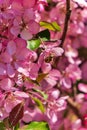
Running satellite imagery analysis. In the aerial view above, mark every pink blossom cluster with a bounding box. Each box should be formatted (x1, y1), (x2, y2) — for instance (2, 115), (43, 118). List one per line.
(0, 0), (87, 130)
(0, 0), (67, 129)
(42, 0), (87, 129)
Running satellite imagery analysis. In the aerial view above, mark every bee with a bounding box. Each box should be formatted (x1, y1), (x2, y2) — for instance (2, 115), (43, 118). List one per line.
(45, 55), (54, 63)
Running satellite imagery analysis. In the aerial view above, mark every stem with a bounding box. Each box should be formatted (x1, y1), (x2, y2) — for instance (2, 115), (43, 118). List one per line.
(67, 98), (81, 118)
(57, 86), (84, 125)
(67, 97), (84, 126)
(29, 90), (52, 104)
(60, 0), (71, 47)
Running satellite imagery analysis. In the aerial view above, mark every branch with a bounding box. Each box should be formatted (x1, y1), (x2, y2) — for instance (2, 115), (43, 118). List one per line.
(60, 0), (71, 47)
(67, 97), (85, 126)
(67, 98), (83, 121)
(57, 86), (84, 125)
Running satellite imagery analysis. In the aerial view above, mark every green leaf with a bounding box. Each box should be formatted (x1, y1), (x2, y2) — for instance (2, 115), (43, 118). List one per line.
(37, 29), (50, 41)
(40, 21), (61, 32)
(39, 91), (48, 100)
(52, 22), (61, 31)
(33, 88), (48, 100)
(27, 39), (41, 50)
(32, 97), (45, 113)
(0, 122), (5, 130)
(20, 121), (50, 130)
(14, 123), (20, 130)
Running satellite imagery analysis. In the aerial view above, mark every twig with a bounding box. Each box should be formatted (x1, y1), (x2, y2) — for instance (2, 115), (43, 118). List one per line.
(60, 0), (71, 47)
(67, 98), (82, 118)
(57, 86), (84, 125)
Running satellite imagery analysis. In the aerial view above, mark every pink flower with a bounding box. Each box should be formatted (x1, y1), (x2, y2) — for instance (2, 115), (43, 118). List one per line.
(60, 77), (72, 89)
(12, 0), (36, 10)
(10, 9), (39, 40)
(65, 64), (82, 82)
(35, 0), (48, 12)
(78, 83), (87, 93)
(60, 64), (82, 89)
(0, 0), (13, 18)
(65, 45), (79, 64)
(81, 62), (87, 81)
(0, 78), (14, 90)
(46, 95), (68, 123)
(38, 46), (64, 73)
(0, 63), (6, 76)
(0, 92), (5, 107)
(73, 0), (87, 7)
(14, 62), (39, 80)
(45, 69), (61, 87)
